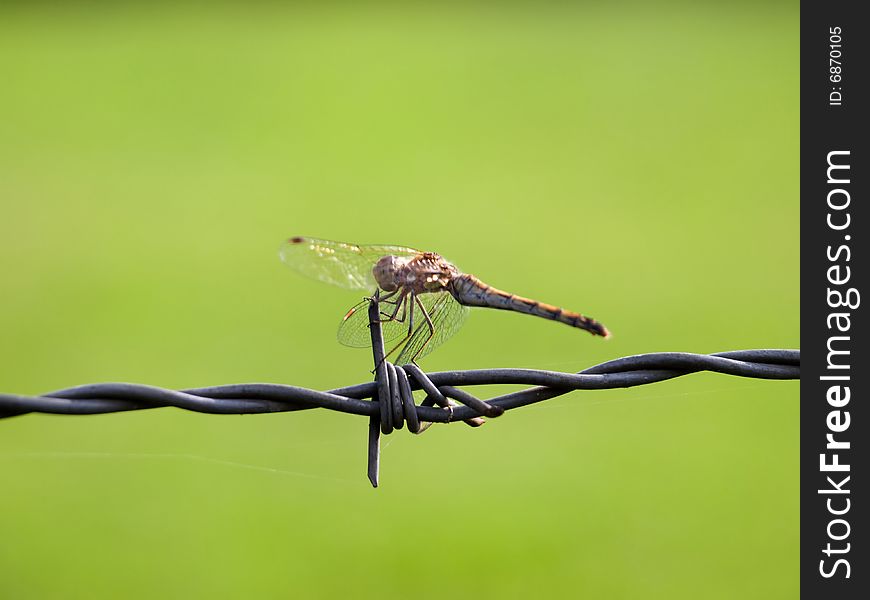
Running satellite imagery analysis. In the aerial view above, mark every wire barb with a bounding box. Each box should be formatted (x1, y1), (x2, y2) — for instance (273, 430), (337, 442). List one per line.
(0, 306), (799, 486)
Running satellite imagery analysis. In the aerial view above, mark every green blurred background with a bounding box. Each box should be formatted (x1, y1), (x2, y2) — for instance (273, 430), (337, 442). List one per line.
(0, 2), (798, 598)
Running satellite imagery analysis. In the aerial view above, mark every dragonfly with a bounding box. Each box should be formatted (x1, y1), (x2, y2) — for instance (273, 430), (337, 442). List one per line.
(279, 236), (609, 365)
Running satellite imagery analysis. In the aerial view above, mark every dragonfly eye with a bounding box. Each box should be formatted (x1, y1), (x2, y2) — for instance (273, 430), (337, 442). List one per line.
(373, 255), (401, 292)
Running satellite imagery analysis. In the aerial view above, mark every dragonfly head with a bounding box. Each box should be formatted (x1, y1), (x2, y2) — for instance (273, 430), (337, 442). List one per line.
(372, 255), (402, 292)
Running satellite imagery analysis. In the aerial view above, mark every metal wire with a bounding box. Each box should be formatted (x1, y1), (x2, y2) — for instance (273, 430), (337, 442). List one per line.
(0, 298), (799, 486)
(0, 349), (800, 420)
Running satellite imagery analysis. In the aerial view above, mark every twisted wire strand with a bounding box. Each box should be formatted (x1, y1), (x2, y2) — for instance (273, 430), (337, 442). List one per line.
(0, 295), (799, 486)
(0, 348), (799, 487)
(0, 349), (799, 421)
(0, 350), (800, 423)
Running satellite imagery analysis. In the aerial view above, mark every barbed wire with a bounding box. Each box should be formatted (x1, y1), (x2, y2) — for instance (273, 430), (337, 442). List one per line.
(0, 301), (799, 486)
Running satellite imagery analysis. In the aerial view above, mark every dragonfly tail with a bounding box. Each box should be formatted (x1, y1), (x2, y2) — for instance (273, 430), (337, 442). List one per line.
(450, 275), (610, 338)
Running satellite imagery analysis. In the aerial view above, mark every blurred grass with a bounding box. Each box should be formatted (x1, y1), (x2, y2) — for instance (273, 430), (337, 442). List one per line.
(0, 3), (797, 599)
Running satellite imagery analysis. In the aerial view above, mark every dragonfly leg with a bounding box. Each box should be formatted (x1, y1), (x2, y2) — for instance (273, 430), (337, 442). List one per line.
(409, 295), (436, 364)
(377, 292), (408, 323)
(382, 293), (417, 363)
(369, 289), (399, 317)
(373, 289), (398, 302)
(376, 290), (400, 311)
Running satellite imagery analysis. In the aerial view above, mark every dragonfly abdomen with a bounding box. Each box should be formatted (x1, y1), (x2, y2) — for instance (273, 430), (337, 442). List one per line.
(449, 274), (610, 338)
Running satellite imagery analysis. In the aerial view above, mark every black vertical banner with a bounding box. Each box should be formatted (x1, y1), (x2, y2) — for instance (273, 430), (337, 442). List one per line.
(802, 0), (868, 597)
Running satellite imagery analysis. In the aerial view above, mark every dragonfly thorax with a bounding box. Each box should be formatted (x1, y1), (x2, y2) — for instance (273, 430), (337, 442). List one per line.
(372, 253), (457, 294)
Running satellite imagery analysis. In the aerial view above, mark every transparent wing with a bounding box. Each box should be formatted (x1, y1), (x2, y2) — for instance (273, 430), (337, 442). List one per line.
(279, 236), (421, 291)
(395, 292), (470, 365)
(336, 300), (410, 348)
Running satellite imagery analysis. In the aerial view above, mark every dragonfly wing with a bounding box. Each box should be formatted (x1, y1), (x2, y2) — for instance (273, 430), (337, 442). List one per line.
(395, 291), (470, 365)
(337, 300), (411, 348)
(279, 236), (421, 291)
